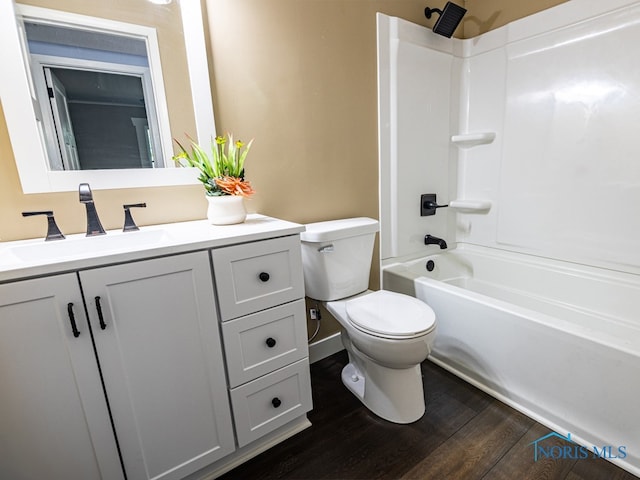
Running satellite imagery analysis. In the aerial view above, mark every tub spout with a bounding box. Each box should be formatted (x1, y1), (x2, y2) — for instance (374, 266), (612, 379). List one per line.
(425, 234), (447, 249)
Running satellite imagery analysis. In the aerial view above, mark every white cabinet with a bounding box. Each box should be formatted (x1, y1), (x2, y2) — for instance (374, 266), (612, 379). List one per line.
(211, 235), (305, 321)
(80, 252), (235, 480)
(212, 236), (313, 448)
(230, 359), (312, 447)
(0, 252), (235, 480)
(0, 219), (312, 480)
(0, 274), (123, 480)
(222, 300), (308, 387)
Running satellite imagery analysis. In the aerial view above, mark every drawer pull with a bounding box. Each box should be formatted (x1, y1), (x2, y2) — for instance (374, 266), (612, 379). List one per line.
(265, 337), (277, 348)
(258, 272), (270, 282)
(67, 303), (81, 338)
(271, 397), (282, 408)
(95, 296), (107, 330)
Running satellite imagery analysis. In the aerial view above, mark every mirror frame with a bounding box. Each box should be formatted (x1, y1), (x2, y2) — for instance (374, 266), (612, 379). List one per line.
(0, 0), (214, 193)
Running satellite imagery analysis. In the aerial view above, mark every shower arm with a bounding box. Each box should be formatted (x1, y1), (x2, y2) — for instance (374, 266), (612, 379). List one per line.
(424, 7), (443, 19)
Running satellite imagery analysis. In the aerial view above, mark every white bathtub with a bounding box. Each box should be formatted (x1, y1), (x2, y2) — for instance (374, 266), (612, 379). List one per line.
(383, 244), (640, 476)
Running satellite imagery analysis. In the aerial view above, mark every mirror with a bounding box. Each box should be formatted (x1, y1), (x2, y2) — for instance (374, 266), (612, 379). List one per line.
(24, 18), (168, 171)
(0, 0), (215, 193)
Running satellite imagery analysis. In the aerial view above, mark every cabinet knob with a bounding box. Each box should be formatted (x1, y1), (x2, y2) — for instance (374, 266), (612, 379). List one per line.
(271, 397), (282, 408)
(258, 272), (270, 282)
(265, 337), (277, 348)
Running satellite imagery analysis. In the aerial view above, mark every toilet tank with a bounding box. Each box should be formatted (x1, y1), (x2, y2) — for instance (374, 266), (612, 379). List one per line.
(300, 217), (379, 301)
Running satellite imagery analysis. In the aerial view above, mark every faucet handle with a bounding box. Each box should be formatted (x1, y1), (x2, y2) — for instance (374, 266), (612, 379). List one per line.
(22, 211), (65, 241)
(123, 203), (146, 232)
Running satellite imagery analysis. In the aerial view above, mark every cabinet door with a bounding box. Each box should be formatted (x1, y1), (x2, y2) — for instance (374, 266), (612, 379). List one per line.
(80, 252), (235, 480)
(0, 274), (123, 480)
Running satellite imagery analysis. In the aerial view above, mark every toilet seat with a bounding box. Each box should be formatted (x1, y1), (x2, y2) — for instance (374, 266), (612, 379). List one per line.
(345, 290), (436, 339)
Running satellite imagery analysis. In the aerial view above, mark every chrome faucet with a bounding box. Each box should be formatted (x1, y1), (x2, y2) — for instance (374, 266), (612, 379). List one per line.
(424, 234), (447, 249)
(79, 183), (106, 236)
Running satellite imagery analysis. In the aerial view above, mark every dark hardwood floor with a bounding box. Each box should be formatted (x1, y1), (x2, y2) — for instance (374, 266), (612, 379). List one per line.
(219, 351), (638, 480)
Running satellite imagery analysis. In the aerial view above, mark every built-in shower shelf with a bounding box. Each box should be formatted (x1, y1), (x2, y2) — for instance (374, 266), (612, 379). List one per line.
(451, 132), (496, 148)
(449, 199), (492, 213)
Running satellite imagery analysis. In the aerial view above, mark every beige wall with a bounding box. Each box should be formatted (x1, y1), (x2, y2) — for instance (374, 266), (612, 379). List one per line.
(204, 0), (446, 339)
(0, 0), (569, 339)
(204, 0), (439, 225)
(1, 0), (572, 240)
(463, 0), (569, 37)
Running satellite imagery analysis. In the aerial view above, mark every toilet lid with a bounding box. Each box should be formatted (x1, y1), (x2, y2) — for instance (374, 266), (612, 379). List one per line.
(345, 290), (436, 338)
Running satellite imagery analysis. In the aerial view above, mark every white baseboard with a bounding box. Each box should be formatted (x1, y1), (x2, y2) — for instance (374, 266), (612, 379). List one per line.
(309, 332), (344, 364)
(188, 417), (311, 480)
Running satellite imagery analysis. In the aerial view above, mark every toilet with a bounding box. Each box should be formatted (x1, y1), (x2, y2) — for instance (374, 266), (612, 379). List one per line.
(300, 217), (436, 424)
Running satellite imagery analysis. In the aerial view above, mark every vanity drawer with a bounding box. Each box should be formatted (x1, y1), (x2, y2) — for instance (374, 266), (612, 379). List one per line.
(230, 359), (312, 447)
(211, 235), (305, 321)
(222, 300), (308, 388)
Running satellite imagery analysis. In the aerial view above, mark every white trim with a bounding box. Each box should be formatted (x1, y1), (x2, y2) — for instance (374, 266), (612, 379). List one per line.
(180, 0), (216, 144)
(309, 332), (344, 364)
(0, 1), (212, 193)
(30, 54), (162, 170)
(131, 117), (153, 168)
(182, 416), (311, 480)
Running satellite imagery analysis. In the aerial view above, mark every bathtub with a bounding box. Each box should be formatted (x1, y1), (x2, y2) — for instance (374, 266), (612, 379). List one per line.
(383, 244), (640, 476)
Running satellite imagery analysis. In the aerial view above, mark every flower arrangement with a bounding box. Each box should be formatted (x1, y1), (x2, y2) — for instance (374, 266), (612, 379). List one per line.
(173, 133), (255, 197)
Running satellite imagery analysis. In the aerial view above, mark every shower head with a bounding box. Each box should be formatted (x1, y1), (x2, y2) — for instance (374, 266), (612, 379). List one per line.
(424, 1), (467, 38)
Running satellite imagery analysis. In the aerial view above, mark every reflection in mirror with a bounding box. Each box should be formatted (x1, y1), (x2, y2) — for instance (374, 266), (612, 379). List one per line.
(25, 21), (166, 170)
(0, 0), (215, 193)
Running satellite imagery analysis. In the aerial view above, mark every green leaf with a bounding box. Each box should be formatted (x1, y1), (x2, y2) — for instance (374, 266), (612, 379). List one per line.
(172, 132), (255, 195)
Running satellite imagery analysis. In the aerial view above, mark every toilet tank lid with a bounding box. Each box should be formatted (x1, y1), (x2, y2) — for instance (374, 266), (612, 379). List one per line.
(300, 217), (379, 243)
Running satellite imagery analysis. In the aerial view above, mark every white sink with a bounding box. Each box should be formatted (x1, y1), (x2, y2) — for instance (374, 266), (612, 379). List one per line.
(5, 229), (171, 262)
(0, 215), (305, 284)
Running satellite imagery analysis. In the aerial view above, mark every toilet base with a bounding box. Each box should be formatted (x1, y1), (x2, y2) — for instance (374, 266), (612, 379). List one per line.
(341, 363), (366, 399)
(341, 349), (426, 424)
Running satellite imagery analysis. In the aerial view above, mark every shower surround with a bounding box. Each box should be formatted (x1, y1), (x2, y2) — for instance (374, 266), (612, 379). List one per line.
(378, 0), (640, 475)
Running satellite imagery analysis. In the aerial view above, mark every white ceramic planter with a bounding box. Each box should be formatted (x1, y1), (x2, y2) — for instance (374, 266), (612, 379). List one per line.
(206, 195), (247, 225)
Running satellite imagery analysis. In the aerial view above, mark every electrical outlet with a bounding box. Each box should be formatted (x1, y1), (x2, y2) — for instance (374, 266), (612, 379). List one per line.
(310, 308), (318, 320)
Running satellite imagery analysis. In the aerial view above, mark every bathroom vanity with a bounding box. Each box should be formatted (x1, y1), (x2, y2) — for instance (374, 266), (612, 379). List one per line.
(0, 215), (312, 480)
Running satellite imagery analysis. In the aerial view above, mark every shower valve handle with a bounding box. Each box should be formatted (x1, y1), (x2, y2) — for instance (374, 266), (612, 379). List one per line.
(421, 194), (449, 216)
(423, 201), (449, 210)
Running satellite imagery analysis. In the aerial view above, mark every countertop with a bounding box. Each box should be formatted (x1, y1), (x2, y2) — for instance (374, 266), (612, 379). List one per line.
(0, 214), (304, 283)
